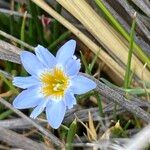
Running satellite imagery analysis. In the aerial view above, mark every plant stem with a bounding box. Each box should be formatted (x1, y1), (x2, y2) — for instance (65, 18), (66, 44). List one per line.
(124, 13), (136, 89)
(0, 110), (13, 120)
(95, 0), (150, 69)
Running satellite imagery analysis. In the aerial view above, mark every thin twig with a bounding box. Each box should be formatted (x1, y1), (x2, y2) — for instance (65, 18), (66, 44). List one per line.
(0, 118), (46, 129)
(0, 8), (31, 18)
(0, 126), (51, 150)
(0, 30), (34, 51)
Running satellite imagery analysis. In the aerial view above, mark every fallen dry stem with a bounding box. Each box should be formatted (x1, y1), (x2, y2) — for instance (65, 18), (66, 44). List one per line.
(0, 97), (64, 148)
(0, 126), (50, 150)
(81, 73), (150, 123)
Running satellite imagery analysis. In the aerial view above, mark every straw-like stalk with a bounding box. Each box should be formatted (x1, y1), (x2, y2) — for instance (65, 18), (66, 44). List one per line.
(31, 0), (150, 82)
(31, 0), (125, 81)
(56, 0), (150, 81)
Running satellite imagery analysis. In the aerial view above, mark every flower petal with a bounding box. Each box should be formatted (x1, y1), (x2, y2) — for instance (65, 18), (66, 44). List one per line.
(46, 100), (66, 129)
(30, 100), (48, 119)
(13, 76), (40, 89)
(13, 87), (42, 109)
(35, 45), (56, 69)
(71, 76), (96, 94)
(65, 92), (76, 109)
(56, 40), (76, 66)
(65, 58), (81, 76)
(20, 51), (45, 75)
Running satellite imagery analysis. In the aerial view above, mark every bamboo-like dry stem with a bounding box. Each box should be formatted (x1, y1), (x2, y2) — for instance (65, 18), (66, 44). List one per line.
(55, 0), (150, 81)
(31, 0), (126, 81)
(31, 0), (150, 82)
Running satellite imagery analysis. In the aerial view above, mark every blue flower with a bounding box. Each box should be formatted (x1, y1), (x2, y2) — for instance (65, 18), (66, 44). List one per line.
(13, 40), (96, 129)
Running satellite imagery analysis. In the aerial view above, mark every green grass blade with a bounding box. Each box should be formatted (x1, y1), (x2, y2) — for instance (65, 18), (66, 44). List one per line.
(80, 51), (91, 74)
(48, 30), (71, 50)
(20, 11), (27, 49)
(124, 88), (150, 95)
(0, 73), (19, 94)
(66, 119), (77, 150)
(94, 0), (150, 68)
(95, 92), (104, 117)
(100, 78), (121, 89)
(29, 1), (44, 45)
(124, 13), (136, 89)
(89, 50), (99, 73)
(0, 110), (13, 120)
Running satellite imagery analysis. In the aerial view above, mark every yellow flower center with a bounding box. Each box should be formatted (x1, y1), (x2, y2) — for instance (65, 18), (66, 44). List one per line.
(40, 67), (69, 99)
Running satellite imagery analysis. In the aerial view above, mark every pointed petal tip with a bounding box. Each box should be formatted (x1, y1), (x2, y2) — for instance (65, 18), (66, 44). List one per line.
(50, 123), (60, 129)
(46, 100), (66, 129)
(12, 99), (21, 109)
(71, 75), (97, 94)
(35, 44), (44, 51)
(69, 39), (76, 44)
(12, 100), (17, 108)
(35, 44), (56, 69)
(30, 112), (38, 119)
(56, 39), (77, 65)
(30, 113), (36, 119)
(46, 113), (62, 129)
(20, 50), (30, 58)
(90, 80), (97, 89)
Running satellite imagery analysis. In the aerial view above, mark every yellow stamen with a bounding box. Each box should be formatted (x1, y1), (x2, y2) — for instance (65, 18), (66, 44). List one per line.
(40, 67), (69, 98)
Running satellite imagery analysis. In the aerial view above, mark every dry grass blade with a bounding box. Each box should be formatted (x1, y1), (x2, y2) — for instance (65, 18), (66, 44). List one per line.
(75, 115), (97, 141)
(0, 40), (21, 64)
(31, 0), (127, 82)
(0, 70), (13, 80)
(55, 0), (150, 81)
(64, 97), (150, 124)
(0, 91), (13, 98)
(131, 0), (150, 17)
(0, 126), (51, 150)
(0, 8), (31, 18)
(100, 0), (150, 56)
(0, 118), (46, 129)
(116, 0), (150, 42)
(87, 111), (97, 141)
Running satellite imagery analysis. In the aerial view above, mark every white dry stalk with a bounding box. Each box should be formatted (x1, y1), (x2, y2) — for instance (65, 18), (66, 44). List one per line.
(112, 123), (150, 150)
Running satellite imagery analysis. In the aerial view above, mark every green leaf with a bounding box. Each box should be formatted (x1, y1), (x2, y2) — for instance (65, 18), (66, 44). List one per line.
(66, 119), (77, 150)
(94, 0), (150, 68)
(80, 51), (91, 74)
(124, 13), (136, 89)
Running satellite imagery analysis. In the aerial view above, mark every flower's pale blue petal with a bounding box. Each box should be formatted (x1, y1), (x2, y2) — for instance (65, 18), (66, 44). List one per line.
(65, 58), (81, 76)
(35, 45), (56, 69)
(71, 76), (96, 94)
(65, 92), (76, 109)
(46, 100), (66, 129)
(56, 40), (76, 66)
(20, 51), (45, 75)
(13, 76), (40, 89)
(30, 100), (48, 119)
(13, 87), (41, 109)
